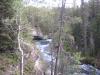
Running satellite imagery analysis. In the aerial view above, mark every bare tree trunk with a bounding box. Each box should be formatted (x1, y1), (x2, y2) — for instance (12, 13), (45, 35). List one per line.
(81, 0), (88, 53)
(58, 43), (64, 75)
(18, 24), (24, 75)
(51, 46), (54, 75)
(18, 25), (24, 75)
(16, 11), (24, 75)
(54, 0), (66, 75)
(54, 46), (59, 75)
(90, 31), (95, 55)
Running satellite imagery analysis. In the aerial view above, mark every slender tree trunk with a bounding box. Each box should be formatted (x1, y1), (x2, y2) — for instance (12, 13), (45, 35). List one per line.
(51, 46), (54, 75)
(54, 0), (66, 75)
(54, 47), (59, 75)
(18, 24), (24, 75)
(58, 43), (64, 75)
(90, 31), (95, 55)
(81, 0), (88, 53)
(16, 11), (24, 75)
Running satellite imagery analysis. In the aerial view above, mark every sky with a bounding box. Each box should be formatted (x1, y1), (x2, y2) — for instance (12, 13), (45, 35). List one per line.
(24, 0), (89, 8)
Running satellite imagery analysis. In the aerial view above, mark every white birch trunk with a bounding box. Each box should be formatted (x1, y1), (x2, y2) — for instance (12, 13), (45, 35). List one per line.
(18, 25), (24, 75)
(16, 12), (24, 75)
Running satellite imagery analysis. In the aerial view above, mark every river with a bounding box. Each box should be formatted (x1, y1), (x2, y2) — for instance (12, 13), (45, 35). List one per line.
(35, 38), (100, 75)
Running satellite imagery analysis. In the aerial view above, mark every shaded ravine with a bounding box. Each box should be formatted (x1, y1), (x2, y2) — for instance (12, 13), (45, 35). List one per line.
(34, 39), (52, 75)
(34, 38), (100, 75)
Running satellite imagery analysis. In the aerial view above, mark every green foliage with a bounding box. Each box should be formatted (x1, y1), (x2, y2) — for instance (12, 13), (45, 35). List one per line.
(71, 22), (83, 50)
(13, 0), (22, 11)
(0, 0), (14, 19)
(21, 27), (33, 43)
(22, 6), (57, 35)
(0, 18), (18, 51)
(0, 52), (19, 74)
(88, 0), (100, 56)
(0, 0), (17, 52)
(73, 52), (84, 64)
(64, 42), (72, 52)
(24, 60), (35, 75)
(68, 0), (100, 65)
(0, 52), (19, 64)
(0, 0), (21, 73)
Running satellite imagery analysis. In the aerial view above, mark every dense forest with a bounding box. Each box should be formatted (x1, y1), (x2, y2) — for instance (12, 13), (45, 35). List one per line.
(0, 0), (100, 75)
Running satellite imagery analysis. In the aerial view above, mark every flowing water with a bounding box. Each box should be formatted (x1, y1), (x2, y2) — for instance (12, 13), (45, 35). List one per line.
(35, 38), (100, 75)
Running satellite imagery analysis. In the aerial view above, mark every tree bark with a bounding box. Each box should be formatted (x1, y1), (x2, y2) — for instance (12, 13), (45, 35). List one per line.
(16, 12), (24, 75)
(81, 0), (88, 53)
(54, 0), (66, 75)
